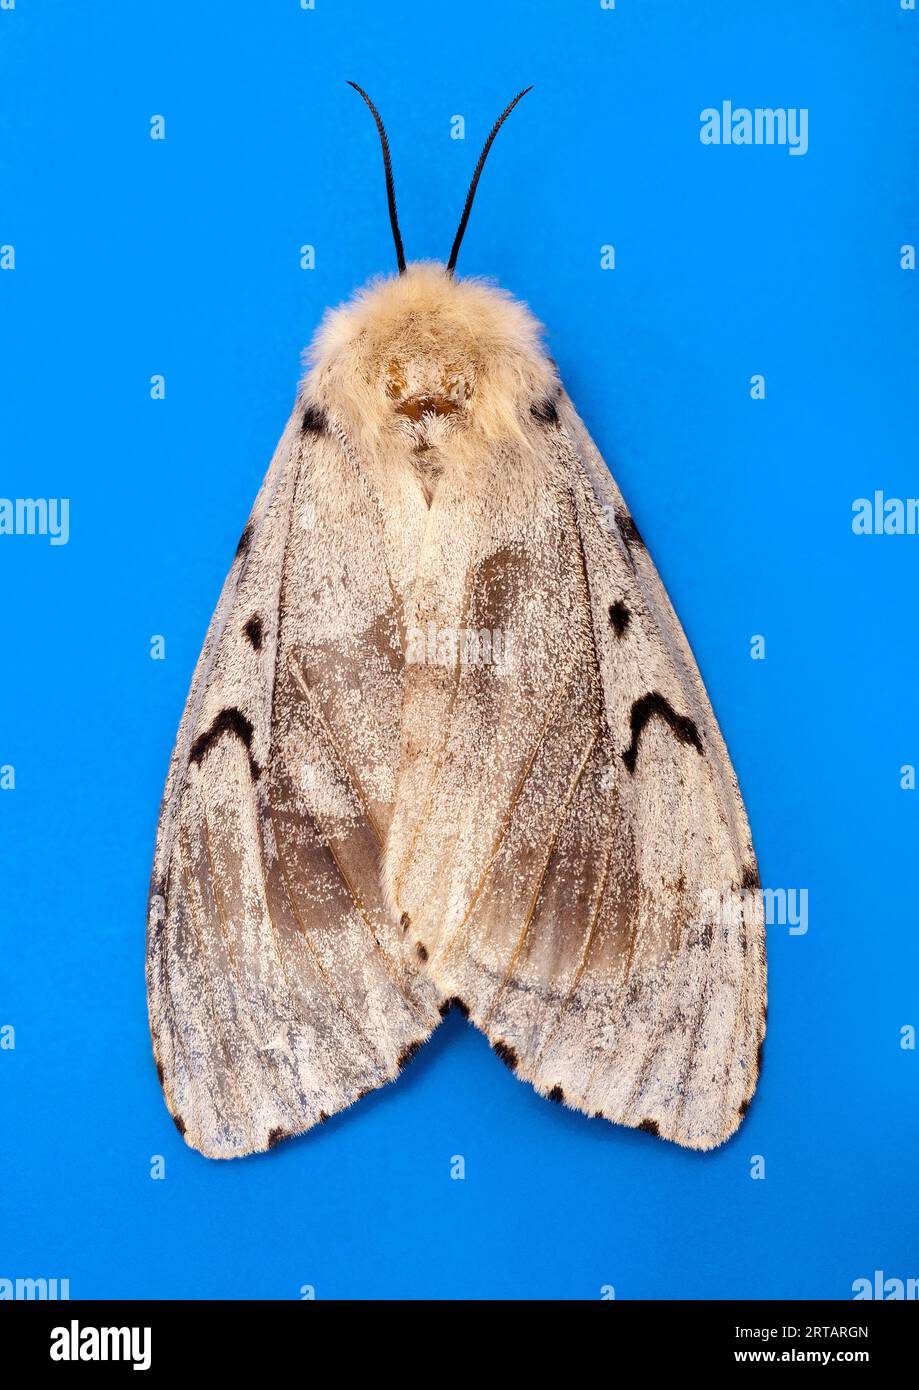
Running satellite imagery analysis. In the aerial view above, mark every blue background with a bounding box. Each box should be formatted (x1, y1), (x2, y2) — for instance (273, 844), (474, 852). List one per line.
(1, 0), (916, 1300)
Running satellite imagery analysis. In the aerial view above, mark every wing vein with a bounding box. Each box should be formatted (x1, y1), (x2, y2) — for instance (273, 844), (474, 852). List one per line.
(265, 797), (382, 1058)
(437, 657), (581, 965)
(534, 831), (615, 1068)
(289, 660), (384, 846)
(481, 724), (602, 1029)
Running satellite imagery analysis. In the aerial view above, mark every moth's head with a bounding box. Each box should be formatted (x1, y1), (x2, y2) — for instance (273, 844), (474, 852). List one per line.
(376, 291), (478, 454)
(305, 261), (557, 472)
(302, 87), (557, 480)
(384, 357), (473, 452)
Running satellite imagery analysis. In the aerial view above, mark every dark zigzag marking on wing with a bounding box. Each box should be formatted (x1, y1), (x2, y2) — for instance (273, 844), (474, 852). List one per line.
(621, 691), (702, 775)
(189, 707), (260, 781)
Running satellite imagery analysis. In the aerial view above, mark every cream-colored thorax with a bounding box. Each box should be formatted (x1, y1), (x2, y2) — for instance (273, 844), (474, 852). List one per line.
(303, 262), (559, 501)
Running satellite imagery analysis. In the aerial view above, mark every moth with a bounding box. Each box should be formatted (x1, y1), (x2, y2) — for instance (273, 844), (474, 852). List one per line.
(147, 85), (766, 1158)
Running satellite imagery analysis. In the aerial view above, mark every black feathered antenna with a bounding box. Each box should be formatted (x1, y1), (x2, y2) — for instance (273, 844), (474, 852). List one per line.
(446, 86), (533, 275)
(347, 81), (407, 274)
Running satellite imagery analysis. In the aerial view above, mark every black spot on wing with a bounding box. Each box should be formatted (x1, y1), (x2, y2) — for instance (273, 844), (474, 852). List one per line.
(397, 1039), (425, 1070)
(616, 510), (645, 550)
(415, 942), (428, 963)
(530, 395), (559, 425)
(400, 913), (411, 933)
(189, 707), (260, 781)
(621, 691), (703, 775)
(244, 615), (263, 650)
(235, 521), (253, 560)
(547, 1085), (565, 1104)
(439, 996), (470, 1019)
(741, 863), (761, 891)
(637, 1118), (660, 1136)
(173, 1113), (186, 1137)
(608, 600), (630, 637)
(301, 402), (328, 435)
(738, 1097), (751, 1117)
(493, 1040), (518, 1072)
(267, 1127), (287, 1149)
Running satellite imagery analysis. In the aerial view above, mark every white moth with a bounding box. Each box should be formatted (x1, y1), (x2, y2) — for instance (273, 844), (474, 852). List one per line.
(147, 85), (766, 1158)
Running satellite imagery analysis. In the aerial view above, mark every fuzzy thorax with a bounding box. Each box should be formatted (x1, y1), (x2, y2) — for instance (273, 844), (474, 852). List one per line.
(302, 262), (559, 490)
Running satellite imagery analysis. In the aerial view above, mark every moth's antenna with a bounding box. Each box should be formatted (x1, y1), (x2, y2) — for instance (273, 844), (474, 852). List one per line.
(446, 86), (533, 276)
(347, 81), (407, 274)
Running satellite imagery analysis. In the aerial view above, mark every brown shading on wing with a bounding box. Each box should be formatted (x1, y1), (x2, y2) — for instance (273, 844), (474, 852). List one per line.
(386, 402), (765, 1150)
(147, 406), (441, 1158)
